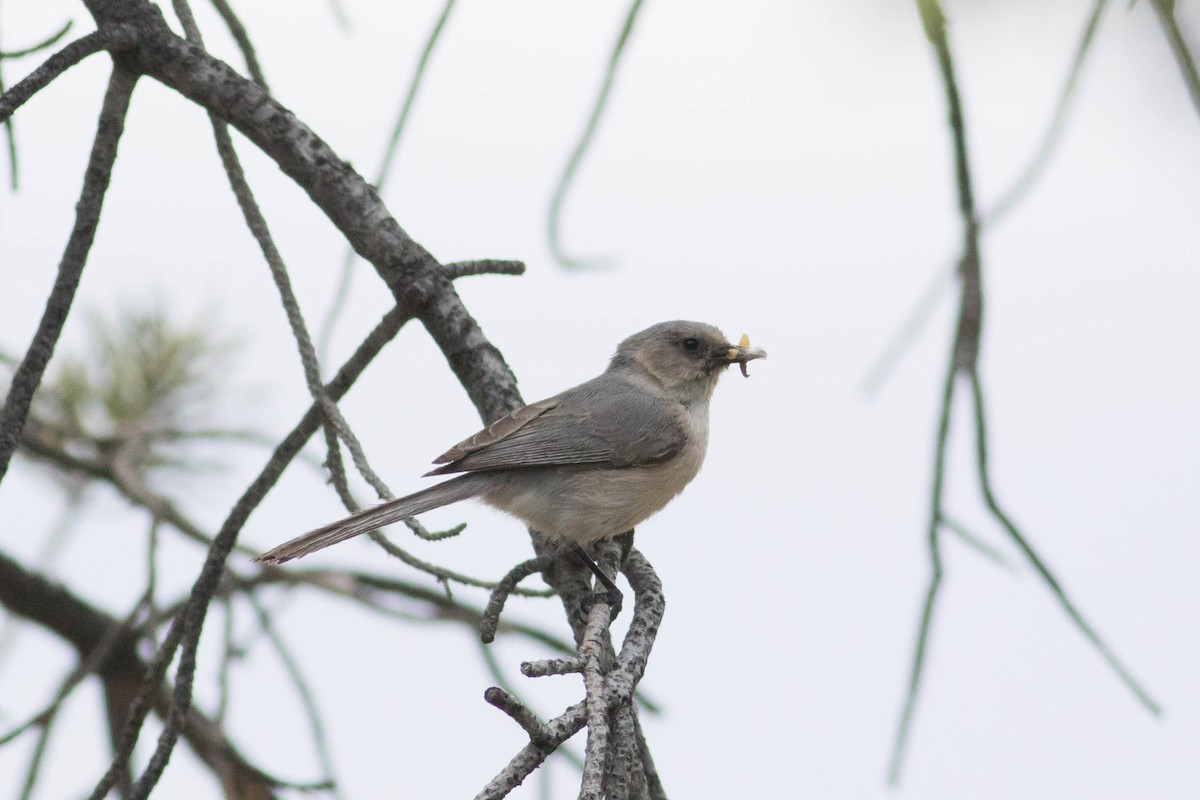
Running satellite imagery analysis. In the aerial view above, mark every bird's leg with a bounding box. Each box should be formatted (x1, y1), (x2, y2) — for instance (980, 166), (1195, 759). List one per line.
(571, 542), (623, 618)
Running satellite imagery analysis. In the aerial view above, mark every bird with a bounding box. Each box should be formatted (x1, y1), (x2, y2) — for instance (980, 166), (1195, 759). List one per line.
(255, 321), (766, 594)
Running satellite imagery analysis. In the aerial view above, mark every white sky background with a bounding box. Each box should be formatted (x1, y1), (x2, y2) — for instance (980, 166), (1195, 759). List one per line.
(0, 0), (1198, 797)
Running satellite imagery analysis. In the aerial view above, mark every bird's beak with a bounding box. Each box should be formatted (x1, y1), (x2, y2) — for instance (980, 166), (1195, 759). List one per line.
(721, 333), (767, 377)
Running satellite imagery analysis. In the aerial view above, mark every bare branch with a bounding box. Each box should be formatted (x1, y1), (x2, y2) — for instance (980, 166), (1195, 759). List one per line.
(87, 299), (415, 800)
(481, 556), (554, 643)
(967, 372), (1160, 713)
(244, 594), (343, 797)
(368, 531), (553, 595)
(0, 19), (74, 60)
(241, 568), (571, 653)
(475, 701), (588, 800)
(861, 0), (1111, 395)
(485, 687), (554, 748)
(890, 1), (982, 784)
(318, 0), (459, 361)
(521, 657), (584, 679)
(939, 513), (1013, 571)
(0, 19), (74, 189)
(0, 552), (279, 798)
(1148, 0), (1200, 118)
(0, 64), (137, 489)
(0, 26), (134, 125)
(987, 0), (1110, 222)
(547, 0), (645, 268)
(603, 549), (664, 708)
(445, 259), (527, 279)
(889, 2), (1159, 785)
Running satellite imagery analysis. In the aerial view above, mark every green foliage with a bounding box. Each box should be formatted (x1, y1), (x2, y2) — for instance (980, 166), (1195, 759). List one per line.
(25, 303), (240, 480)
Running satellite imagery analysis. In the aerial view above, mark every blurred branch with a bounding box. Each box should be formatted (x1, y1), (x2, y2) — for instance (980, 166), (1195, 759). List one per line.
(861, 0), (1111, 396)
(939, 513), (1013, 571)
(236, 568), (572, 653)
(243, 594), (342, 799)
(88, 297), (417, 800)
(547, 0), (646, 269)
(987, 0), (1110, 222)
(888, 0), (1159, 786)
(0, 18), (73, 190)
(1148, 0), (1200, 117)
(0, 19), (74, 59)
(318, 0), (459, 361)
(18, 416), (260, 557)
(0, 550), (282, 798)
(967, 372), (1160, 712)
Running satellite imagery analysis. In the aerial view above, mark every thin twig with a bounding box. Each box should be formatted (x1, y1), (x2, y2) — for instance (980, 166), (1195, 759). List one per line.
(88, 300), (416, 800)
(547, 0), (646, 268)
(968, 372), (1160, 713)
(889, 1), (1159, 786)
(888, 446), (947, 785)
(939, 513), (1013, 571)
(0, 19), (74, 59)
(240, 568), (567, 650)
(1148, 0), (1200, 117)
(318, 0), (458, 360)
(889, 0), (977, 784)
(986, 0), (1110, 222)
(0, 27), (134, 125)
(0, 18), (73, 190)
(474, 701), (588, 800)
(0, 592), (149, 747)
(208, 0), (267, 87)
(861, 0), (1111, 395)
(521, 657), (584, 678)
(445, 259), (527, 279)
(214, 598), (235, 727)
(0, 18), (74, 190)
(485, 687), (553, 747)
(368, 531), (551, 595)
(481, 556), (553, 643)
(187, 0), (460, 564)
(245, 594), (343, 799)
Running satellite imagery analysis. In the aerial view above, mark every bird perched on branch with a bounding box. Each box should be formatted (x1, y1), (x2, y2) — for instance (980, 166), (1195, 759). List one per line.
(256, 321), (766, 596)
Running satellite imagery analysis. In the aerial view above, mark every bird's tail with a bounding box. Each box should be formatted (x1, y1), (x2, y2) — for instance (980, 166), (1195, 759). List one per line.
(254, 474), (488, 565)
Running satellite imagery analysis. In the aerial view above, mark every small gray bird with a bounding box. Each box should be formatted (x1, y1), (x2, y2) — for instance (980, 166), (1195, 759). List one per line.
(255, 321), (765, 572)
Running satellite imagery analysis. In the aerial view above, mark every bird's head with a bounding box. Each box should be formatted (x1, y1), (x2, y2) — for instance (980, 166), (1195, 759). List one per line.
(609, 320), (767, 403)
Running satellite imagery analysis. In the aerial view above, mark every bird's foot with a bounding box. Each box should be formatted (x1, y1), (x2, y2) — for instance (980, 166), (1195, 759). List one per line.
(580, 585), (623, 620)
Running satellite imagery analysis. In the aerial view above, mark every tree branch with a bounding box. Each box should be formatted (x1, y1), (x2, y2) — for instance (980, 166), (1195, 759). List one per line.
(0, 63), (137, 488)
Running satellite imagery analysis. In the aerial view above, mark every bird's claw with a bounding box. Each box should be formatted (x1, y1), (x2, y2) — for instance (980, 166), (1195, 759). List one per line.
(580, 586), (623, 621)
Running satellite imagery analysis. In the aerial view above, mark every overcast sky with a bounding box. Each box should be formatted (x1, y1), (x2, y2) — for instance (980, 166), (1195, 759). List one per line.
(1, 0), (1198, 798)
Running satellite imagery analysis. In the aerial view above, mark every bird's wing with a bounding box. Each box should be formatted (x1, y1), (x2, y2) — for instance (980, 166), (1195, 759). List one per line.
(425, 377), (687, 475)
(429, 396), (561, 467)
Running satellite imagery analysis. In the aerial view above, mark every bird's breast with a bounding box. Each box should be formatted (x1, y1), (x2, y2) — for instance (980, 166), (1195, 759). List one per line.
(480, 402), (710, 544)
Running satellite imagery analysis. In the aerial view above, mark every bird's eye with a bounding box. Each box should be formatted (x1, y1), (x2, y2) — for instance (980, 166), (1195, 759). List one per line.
(681, 337), (700, 352)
